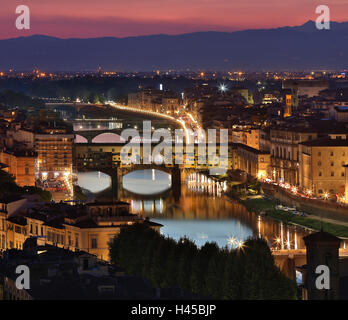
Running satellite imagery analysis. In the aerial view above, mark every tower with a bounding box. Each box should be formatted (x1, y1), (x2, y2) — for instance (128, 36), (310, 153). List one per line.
(284, 94), (292, 117)
(303, 231), (341, 300)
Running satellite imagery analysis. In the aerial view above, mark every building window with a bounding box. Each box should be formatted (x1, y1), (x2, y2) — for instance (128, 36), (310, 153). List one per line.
(331, 172), (334, 176)
(330, 151), (334, 156)
(318, 189), (323, 194)
(318, 161), (321, 166)
(91, 238), (98, 249)
(319, 172), (322, 177)
(318, 151), (321, 156)
(342, 172), (345, 177)
(330, 162), (334, 166)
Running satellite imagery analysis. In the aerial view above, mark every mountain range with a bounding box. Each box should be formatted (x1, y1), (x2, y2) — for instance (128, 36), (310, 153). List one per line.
(1, 20), (348, 71)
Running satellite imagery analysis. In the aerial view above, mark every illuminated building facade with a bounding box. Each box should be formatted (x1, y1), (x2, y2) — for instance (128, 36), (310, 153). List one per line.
(270, 126), (318, 186)
(236, 143), (270, 179)
(0, 148), (36, 186)
(2, 201), (162, 261)
(299, 138), (348, 198)
(35, 133), (74, 179)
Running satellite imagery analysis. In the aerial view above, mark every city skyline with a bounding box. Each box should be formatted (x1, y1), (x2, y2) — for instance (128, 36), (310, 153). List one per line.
(1, 0), (348, 303)
(1, 0), (348, 39)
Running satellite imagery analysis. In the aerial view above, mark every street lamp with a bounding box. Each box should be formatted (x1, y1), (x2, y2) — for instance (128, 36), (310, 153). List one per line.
(219, 84), (227, 93)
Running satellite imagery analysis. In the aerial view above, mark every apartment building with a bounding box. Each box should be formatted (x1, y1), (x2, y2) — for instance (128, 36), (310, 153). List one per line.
(236, 143), (270, 179)
(231, 127), (260, 150)
(128, 88), (179, 115)
(0, 148), (36, 186)
(35, 133), (74, 178)
(6, 127), (74, 179)
(299, 138), (348, 198)
(2, 201), (162, 261)
(270, 121), (348, 186)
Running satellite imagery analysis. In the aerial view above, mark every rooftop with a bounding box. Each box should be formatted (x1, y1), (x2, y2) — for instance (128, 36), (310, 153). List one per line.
(235, 143), (270, 155)
(0, 195), (24, 204)
(300, 137), (348, 147)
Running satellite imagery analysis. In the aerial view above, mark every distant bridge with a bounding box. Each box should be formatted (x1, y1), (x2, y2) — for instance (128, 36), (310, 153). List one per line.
(73, 118), (180, 143)
(273, 248), (348, 280)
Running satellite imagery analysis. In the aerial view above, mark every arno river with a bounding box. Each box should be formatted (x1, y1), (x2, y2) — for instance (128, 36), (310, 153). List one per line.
(76, 169), (311, 250)
(55, 104), (311, 250)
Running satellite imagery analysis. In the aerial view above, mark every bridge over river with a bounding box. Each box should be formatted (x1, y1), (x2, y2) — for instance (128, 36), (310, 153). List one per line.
(273, 248), (348, 280)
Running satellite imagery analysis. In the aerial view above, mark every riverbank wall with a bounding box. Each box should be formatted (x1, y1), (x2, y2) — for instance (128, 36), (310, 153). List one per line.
(261, 183), (348, 223)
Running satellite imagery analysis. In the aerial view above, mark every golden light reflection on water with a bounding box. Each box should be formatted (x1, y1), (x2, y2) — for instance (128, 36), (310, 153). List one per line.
(119, 182), (311, 249)
(79, 170), (346, 250)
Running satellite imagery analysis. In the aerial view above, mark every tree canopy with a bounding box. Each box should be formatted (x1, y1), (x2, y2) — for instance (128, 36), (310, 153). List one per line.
(109, 224), (297, 300)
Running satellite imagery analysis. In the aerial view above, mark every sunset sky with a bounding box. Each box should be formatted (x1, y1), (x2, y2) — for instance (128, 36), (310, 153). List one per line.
(1, 0), (347, 39)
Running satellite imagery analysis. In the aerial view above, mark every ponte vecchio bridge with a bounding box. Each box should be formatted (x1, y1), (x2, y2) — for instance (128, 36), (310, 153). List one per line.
(73, 119), (231, 197)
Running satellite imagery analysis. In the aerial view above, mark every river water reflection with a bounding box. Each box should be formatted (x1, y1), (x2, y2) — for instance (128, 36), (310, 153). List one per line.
(76, 170), (311, 249)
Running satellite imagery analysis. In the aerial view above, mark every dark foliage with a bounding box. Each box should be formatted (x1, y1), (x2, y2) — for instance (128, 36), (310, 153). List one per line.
(109, 224), (298, 299)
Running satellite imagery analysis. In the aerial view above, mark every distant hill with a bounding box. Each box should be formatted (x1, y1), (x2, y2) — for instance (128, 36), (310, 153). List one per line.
(1, 20), (348, 71)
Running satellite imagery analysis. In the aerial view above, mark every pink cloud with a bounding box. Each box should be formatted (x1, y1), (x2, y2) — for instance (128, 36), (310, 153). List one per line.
(0, 0), (347, 39)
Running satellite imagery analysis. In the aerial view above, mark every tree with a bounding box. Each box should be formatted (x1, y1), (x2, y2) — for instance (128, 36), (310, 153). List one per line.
(222, 250), (243, 299)
(108, 226), (298, 300)
(176, 237), (198, 292)
(205, 249), (228, 298)
(190, 242), (219, 295)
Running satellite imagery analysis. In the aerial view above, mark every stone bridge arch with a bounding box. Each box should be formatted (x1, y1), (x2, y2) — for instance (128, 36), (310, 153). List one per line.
(74, 130), (125, 144)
